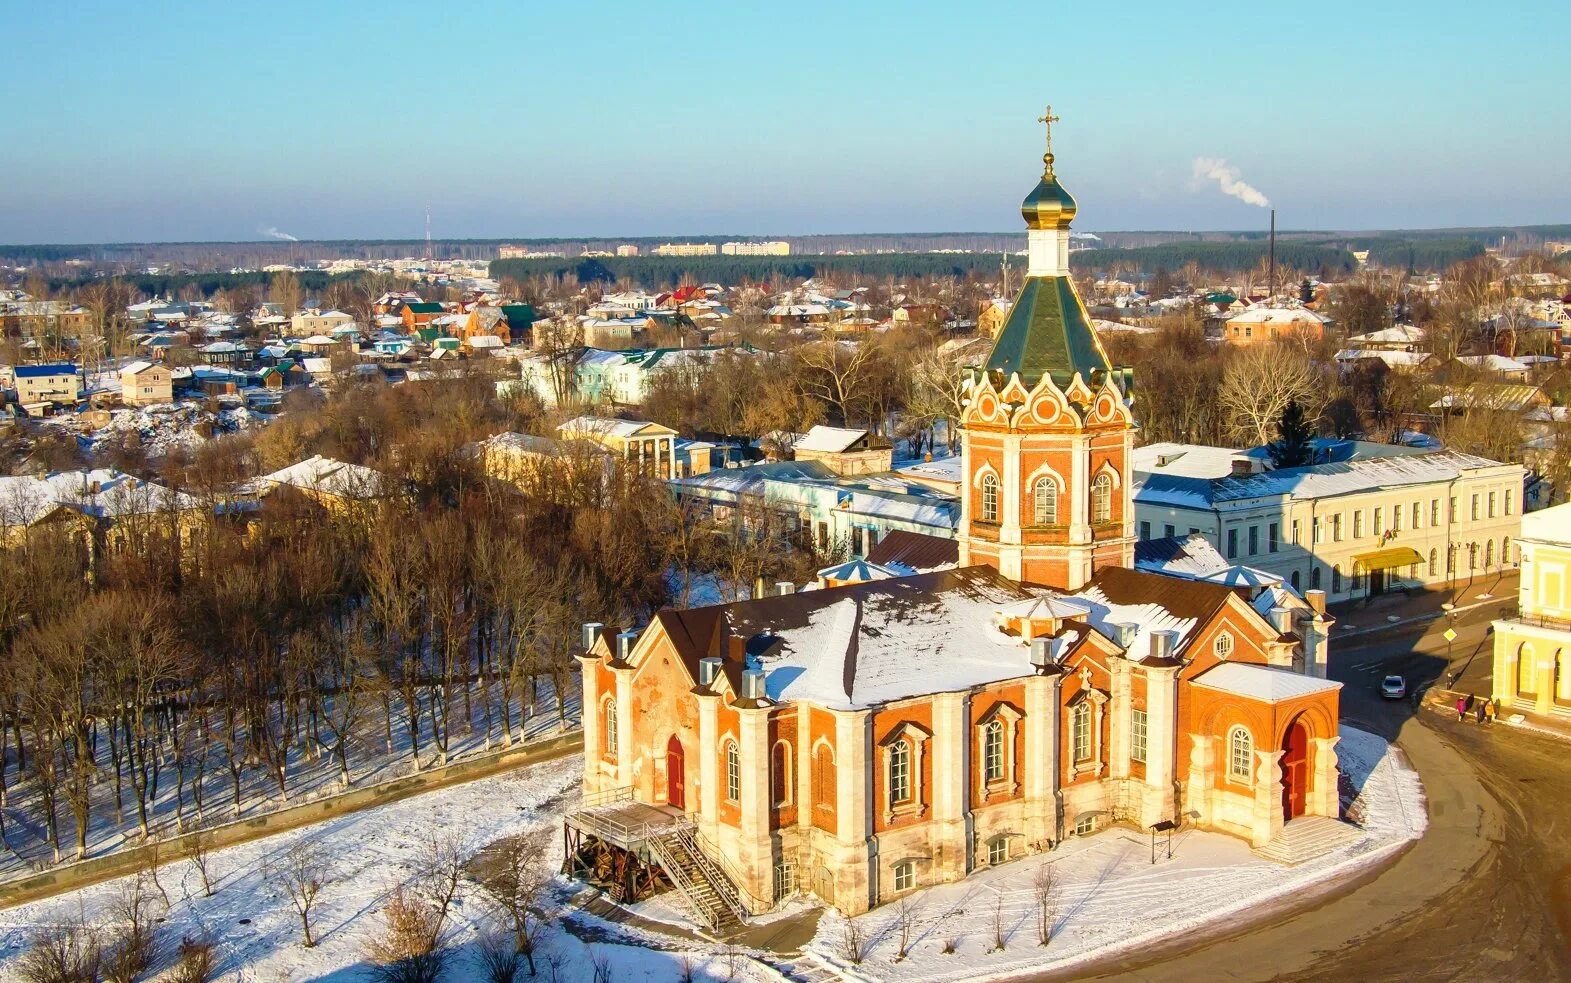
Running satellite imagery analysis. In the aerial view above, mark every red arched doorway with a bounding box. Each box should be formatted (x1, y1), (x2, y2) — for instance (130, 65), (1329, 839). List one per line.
(1280, 718), (1309, 821)
(666, 736), (685, 810)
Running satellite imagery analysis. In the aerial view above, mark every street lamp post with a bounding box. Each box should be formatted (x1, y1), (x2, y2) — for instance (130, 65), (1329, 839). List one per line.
(1442, 601), (1457, 686)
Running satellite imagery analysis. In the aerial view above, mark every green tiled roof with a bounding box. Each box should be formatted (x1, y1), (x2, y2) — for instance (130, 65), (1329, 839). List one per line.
(984, 276), (1115, 388)
(500, 304), (536, 330)
(404, 302), (443, 314)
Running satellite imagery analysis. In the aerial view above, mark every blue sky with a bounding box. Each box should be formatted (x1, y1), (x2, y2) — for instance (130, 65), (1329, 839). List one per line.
(3, 0), (1567, 243)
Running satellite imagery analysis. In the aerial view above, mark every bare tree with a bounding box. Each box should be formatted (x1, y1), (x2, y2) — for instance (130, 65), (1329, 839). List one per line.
(273, 840), (333, 948)
(476, 830), (550, 975)
(365, 885), (447, 983)
(183, 830), (217, 897)
(1217, 342), (1322, 447)
(1032, 865), (1057, 946)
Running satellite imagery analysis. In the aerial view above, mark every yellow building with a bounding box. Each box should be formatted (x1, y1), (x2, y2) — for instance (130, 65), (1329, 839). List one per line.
(558, 416), (678, 479)
(119, 360), (173, 406)
(1492, 502), (1571, 718)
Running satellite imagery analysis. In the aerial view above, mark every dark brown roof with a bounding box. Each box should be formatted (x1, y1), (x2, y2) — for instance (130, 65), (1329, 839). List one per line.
(1083, 566), (1243, 650)
(865, 530), (960, 572)
(653, 566), (1029, 694)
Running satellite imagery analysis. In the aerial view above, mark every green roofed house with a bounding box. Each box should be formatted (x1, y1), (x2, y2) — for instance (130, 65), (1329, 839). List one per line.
(401, 302), (445, 330)
(500, 304), (537, 342)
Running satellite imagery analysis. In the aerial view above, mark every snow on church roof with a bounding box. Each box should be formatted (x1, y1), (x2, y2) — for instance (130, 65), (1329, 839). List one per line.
(1192, 662), (1339, 702)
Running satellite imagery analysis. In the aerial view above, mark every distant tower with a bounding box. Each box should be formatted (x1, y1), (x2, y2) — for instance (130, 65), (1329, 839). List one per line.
(958, 108), (1137, 589)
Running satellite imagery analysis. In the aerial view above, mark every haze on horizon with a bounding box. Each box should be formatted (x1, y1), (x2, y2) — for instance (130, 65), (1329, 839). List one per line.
(4, 0), (1568, 246)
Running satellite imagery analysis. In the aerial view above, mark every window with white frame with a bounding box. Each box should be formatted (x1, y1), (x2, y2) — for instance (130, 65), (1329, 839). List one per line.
(725, 741), (741, 802)
(987, 838), (1009, 866)
(604, 700), (618, 757)
(888, 739), (912, 804)
(1131, 709), (1148, 764)
(983, 720), (1005, 782)
(1073, 815), (1095, 835)
(1092, 473), (1113, 524)
(1228, 727), (1254, 782)
(981, 472), (999, 522)
(893, 860), (915, 892)
(1071, 702), (1092, 762)
(1506, 489), (1515, 515)
(1214, 632), (1234, 659)
(1034, 476), (1058, 525)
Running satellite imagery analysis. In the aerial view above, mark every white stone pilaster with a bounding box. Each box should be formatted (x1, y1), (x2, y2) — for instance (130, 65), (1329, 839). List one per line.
(1185, 734), (1216, 826)
(1024, 674), (1062, 847)
(1109, 664), (1131, 781)
(697, 696), (720, 847)
(614, 668), (634, 790)
(1252, 749), (1285, 848)
(834, 710), (874, 913)
(737, 707), (774, 898)
(1143, 666), (1180, 827)
(1309, 736), (1340, 818)
(578, 656), (602, 796)
(931, 692), (971, 882)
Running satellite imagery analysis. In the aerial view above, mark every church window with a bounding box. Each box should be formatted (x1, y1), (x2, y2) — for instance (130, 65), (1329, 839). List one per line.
(888, 739), (912, 804)
(1214, 632), (1234, 659)
(772, 741), (792, 807)
(983, 720), (1005, 782)
(893, 861), (916, 892)
(1131, 709), (1147, 764)
(1034, 477), (1058, 525)
(981, 473), (999, 523)
(604, 700), (618, 757)
(987, 837), (1009, 866)
(813, 745), (835, 808)
(725, 741), (741, 803)
(1228, 727), (1254, 783)
(1071, 702), (1092, 762)
(1092, 473), (1113, 524)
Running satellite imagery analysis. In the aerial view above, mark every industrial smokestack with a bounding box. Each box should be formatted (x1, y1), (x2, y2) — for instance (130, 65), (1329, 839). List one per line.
(1269, 209), (1276, 301)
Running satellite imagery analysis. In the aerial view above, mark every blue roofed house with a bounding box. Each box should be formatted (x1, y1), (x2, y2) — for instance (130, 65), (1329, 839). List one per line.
(13, 363), (81, 415)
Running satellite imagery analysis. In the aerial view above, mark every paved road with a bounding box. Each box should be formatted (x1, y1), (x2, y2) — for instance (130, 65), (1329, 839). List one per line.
(1062, 602), (1571, 982)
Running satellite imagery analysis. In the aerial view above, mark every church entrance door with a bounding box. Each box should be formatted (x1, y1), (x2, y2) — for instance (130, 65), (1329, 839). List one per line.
(1280, 719), (1308, 821)
(666, 736), (685, 811)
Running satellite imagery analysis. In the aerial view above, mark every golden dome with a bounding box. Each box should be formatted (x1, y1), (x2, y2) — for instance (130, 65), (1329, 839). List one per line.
(1021, 153), (1077, 230)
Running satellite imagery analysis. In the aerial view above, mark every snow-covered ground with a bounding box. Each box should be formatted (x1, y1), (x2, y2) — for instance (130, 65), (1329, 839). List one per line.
(803, 724), (1425, 982)
(51, 401), (272, 457)
(0, 723), (1424, 983)
(0, 684), (578, 884)
(0, 755), (775, 983)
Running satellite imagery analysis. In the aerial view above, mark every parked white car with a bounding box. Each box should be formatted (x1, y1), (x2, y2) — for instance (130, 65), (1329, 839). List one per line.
(1380, 675), (1407, 699)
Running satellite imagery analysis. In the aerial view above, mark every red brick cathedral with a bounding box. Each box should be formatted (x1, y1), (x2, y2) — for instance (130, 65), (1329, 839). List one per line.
(568, 118), (1346, 924)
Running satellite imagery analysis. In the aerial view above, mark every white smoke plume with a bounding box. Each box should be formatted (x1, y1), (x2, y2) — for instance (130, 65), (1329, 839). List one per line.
(1191, 157), (1270, 208)
(259, 225), (299, 241)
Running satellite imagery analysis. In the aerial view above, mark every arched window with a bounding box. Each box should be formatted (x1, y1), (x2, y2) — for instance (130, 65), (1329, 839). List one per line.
(980, 473), (999, 523)
(888, 740), (912, 804)
(1485, 540), (1494, 569)
(1071, 702), (1092, 762)
(1290, 570), (1301, 591)
(724, 741), (741, 802)
(604, 700), (618, 757)
(1033, 477), (1058, 525)
(1091, 473), (1113, 524)
(1332, 566), (1342, 593)
(1504, 536), (1513, 567)
(812, 745), (835, 807)
(771, 741), (792, 807)
(1228, 726), (1254, 782)
(983, 720), (1005, 781)
(1518, 643), (1537, 695)
(1428, 548), (1438, 577)
(1310, 566), (1322, 590)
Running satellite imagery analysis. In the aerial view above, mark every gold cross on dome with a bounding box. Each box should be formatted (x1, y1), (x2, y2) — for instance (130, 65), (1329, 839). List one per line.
(1038, 105), (1060, 156)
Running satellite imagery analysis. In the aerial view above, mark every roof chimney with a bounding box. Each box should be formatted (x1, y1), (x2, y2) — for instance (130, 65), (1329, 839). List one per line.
(1230, 458), (1253, 477)
(1149, 629), (1179, 662)
(741, 668), (766, 700)
(581, 622), (605, 653)
(1269, 607), (1294, 635)
(1305, 589), (1327, 615)
(616, 629), (638, 662)
(1112, 622), (1138, 650)
(698, 656), (723, 687)
(1030, 637), (1053, 669)
(776, 581), (795, 596)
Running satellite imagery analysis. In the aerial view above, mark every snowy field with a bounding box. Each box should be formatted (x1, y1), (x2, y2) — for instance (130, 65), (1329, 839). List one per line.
(802, 723), (1426, 982)
(0, 723), (1424, 983)
(0, 755), (775, 983)
(0, 683), (578, 885)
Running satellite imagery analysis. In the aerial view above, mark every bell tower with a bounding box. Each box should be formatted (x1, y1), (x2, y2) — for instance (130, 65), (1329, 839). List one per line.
(958, 109), (1137, 589)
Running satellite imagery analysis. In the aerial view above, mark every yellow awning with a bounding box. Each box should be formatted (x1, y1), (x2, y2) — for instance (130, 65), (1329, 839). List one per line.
(1352, 547), (1423, 572)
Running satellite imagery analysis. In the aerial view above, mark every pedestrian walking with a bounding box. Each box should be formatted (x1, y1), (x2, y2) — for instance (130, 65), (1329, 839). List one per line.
(1457, 695), (1467, 721)
(1484, 701), (1496, 725)
(1476, 702), (1486, 725)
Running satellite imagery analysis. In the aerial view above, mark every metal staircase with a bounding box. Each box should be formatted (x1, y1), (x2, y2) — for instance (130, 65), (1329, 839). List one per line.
(646, 823), (748, 933)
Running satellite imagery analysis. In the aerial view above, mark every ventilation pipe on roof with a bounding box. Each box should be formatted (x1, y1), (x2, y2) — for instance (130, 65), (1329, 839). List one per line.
(777, 581), (795, 596)
(754, 576), (768, 599)
(698, 656), (723, 687)
(1112, 623), (1139, 650)
(741, 668), (766, 700)
(616, 629), (638, 662)
(1269, 607), (1294, 634)
(1150, 629), (1179, 662)
(1305, 589), (1327, 615)
(1030, 637), (1053, 670)
(581, 622), (605, 652)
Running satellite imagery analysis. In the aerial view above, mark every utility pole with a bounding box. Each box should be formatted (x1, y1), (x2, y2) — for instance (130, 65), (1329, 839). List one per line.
(1268, 208), (1276, 302)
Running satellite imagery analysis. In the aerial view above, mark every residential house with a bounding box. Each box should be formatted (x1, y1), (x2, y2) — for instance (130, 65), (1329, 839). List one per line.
(119, 361), (172, 406)
(14, 363), (80, 413)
